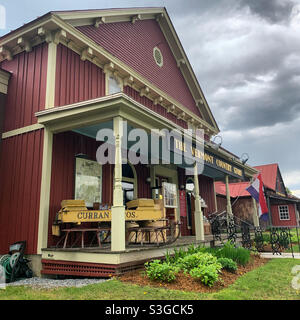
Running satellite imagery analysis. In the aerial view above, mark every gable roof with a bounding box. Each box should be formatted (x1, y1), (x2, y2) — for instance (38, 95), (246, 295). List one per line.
(54, 8), (219, 131)
(215, 163), (288, 198)
(254, 163), (278, 191)
(0, 7), (219, 135)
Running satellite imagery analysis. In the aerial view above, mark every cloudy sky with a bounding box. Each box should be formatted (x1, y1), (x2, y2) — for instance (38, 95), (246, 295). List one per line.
(1, 0), (300, 195)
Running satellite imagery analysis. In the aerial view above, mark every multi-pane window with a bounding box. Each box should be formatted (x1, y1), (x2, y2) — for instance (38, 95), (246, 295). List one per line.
(278, 205), (290, 220)
(162, 182), (177, 208)
(75, 157), (102, 208)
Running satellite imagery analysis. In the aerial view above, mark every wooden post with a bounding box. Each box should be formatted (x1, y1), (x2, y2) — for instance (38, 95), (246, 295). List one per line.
(194, 164), (204, 241)
(252, 197), (260, 227)
(111, 116), (126, 251)
(225, 175), (233, 225)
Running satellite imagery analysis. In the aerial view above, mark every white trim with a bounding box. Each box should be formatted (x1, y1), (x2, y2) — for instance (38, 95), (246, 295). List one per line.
(45, 42), (57, 109)
(37, 128), (53, 254)
(2, 123), (44, 139)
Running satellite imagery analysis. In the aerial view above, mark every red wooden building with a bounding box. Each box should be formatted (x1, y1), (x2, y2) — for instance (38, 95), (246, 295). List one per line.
(0, 8), (257, 277)
(215, 163), (300, 228)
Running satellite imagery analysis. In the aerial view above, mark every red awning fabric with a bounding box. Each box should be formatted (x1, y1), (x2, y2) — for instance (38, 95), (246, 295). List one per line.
(214, 181), (251, 198)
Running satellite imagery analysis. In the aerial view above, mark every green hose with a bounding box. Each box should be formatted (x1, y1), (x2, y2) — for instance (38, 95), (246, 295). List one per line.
(0, 255), (12, 277)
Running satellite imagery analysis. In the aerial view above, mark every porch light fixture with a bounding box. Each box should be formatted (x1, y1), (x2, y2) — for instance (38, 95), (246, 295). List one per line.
(211, 135), (222, 150)
(240, 153), (249, 165)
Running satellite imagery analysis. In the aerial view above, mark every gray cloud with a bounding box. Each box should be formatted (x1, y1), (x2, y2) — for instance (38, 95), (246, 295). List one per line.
(239, 0), (295, 24)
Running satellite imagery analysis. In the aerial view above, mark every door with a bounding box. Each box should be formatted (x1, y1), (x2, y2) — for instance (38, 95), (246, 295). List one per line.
(186, 179), (195, 236)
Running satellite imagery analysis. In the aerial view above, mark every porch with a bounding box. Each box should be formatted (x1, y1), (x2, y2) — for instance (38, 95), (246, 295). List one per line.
(41, 235), (214, 277)
(34, 94), (257, 277)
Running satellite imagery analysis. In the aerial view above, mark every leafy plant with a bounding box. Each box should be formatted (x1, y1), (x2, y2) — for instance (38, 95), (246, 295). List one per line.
(177, 252), (219, 272)
(145, 260), (178, 283)
(189, 263), (222, 287)
(216, 241), (250, 266)
(217, 257), (237, 273)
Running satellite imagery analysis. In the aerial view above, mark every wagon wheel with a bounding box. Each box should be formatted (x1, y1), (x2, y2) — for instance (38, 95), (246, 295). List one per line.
(164, 221), (181, 245)
(127, 229), (138, 244)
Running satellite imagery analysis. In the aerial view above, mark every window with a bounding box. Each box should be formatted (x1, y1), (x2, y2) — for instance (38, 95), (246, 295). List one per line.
(162, 182), (177, 208)
(121, 163), (137, 205)
(153, 47), (163, 67)
(75, 157), (102, 208)
(278, 205), (290, 220)
(107, 73), (122, 94)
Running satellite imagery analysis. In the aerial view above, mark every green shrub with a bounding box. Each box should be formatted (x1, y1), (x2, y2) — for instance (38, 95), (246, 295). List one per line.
(189, 263), (222, 287)
(216, 241), (250, 266)
(217, 257), (237, 273)
(145, 260), (178, 283)
(177, 252), (219, 272)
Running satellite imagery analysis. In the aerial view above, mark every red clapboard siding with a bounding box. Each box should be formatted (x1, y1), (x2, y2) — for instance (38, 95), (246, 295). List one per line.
(271, 204), (297, 227)
(0, 129), (44, 254)
(135, 164), (151, 199)
(55, 44), (106, 107)
(77, 20), (201, 118)
(198, 175), (216, 217)
(124, 86), (188, 129)
(0, 43), (48, 132)
(48, 131), (112, 247)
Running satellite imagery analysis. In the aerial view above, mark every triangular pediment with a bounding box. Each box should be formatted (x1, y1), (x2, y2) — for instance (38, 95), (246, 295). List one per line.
(52, 8), (219, 133)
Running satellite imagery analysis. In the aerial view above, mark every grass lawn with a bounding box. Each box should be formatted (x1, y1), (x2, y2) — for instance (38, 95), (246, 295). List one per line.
(0, 258), (299, 300)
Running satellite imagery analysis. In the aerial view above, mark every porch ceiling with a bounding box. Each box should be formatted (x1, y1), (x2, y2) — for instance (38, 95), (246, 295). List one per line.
(35, 93), (254, 181)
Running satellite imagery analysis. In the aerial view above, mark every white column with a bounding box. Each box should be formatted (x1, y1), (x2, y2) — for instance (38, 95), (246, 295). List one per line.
(37, 127), (53, 254)
(194, 164), (204, 241)
(45, 41), (57, 109)
(111, 116), (126, 251)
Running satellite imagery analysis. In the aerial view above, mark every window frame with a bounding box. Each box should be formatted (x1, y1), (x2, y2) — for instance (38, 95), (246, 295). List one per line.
(278, 205), (290, 221)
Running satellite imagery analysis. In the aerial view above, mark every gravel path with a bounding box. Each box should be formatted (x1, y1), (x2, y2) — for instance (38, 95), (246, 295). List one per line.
(6, 277), (109, 289)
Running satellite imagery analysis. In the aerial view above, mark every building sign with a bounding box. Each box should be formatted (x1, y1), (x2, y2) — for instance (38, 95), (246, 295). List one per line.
(173, 138), (244, 179)
(59, 209), (163, 223)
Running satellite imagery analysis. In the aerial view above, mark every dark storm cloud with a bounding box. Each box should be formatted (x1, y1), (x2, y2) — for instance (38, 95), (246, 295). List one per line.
(168, 0), (300, 131)
(210, 52), (300, 130)
(239, 0), (295, 24)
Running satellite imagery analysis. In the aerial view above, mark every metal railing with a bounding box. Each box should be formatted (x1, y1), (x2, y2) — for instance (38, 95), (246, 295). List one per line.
(208, 211), (300, 258)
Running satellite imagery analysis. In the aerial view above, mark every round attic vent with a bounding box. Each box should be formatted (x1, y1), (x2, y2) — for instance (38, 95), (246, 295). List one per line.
(153, 47), (163, 67)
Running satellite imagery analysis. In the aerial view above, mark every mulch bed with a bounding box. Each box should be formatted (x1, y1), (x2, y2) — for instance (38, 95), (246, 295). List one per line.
(118, 255), (269, 293)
